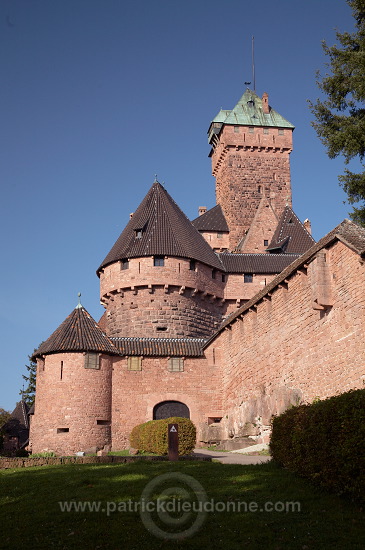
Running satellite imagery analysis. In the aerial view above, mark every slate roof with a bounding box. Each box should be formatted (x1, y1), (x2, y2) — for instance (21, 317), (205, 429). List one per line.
(191, 205), (229, 232)
(98, 181), (223, 272)
(206, 219), (365, 344)
(267, 206), (315, 254)
(111, 337), (206, 357)
(208, 88), (294, 144)
(218, 253), (300, 273)
(33, 305), (120, 359)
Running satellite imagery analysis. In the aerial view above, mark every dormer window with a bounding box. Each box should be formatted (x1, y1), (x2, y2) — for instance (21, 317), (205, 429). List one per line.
(154, 256), (164, 267)
(135, 229), (143, 239)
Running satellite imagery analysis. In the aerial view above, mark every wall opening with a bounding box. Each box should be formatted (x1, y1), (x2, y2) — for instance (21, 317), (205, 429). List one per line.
(153, 401), (190, 420)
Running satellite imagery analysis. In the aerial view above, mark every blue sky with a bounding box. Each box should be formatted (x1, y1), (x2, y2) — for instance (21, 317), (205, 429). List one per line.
(0, 0), (357, 411)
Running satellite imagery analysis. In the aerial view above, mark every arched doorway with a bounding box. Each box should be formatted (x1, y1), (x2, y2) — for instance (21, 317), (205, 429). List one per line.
(153, 401), (190, 420)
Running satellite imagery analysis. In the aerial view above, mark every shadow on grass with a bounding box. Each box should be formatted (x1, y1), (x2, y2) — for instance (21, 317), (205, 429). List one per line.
(0, 460), (363, 549)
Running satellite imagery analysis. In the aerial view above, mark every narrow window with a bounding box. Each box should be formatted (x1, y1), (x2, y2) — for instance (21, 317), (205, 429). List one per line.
(244, 273), (253, 283)
(234, 126), (239, 133)
(189, 260), (196, 271)
(217, 232), (223, 239)
(121, 259), (129, 270)
(127, 357), (142, 371)
(168, 357), (184, 372)
(154, 256), (164, 267)
(84, 353), (100, 370)
(258, 185), (262, 194)
(57, 428), (69, 433)
(212, 269), (216, 279)
(60, 361), (63, 380)
(264, 239), (269, 246)
(221, 274), (226, 282)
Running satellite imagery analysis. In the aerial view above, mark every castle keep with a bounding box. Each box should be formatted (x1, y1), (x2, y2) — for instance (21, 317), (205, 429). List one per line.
(29, 89), (365, 454)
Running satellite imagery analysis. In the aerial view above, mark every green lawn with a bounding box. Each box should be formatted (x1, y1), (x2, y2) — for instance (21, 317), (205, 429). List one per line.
(0, 460), (363, 549)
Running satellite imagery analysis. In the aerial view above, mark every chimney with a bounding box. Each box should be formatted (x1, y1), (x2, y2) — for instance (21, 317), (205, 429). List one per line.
(262, 92), (269, 114)
(198, 206), (207, 216)
(304, 218), (312, 234)
(129, 212), (134, 219)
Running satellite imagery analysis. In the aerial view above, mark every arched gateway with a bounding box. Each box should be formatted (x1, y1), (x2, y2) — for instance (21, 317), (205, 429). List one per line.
(153, 401), (190, 420)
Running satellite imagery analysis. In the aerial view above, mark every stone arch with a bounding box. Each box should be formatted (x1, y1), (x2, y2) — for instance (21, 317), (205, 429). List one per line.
(153, 400), (190, 420)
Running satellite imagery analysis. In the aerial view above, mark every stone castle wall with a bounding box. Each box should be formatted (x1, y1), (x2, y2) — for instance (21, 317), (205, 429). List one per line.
(211, 239), (365, 443)
(110, 354), (223, 449)
(30, 353), (113, 454)
(211, 125), (292, 250)
(100, 257), (226, 338)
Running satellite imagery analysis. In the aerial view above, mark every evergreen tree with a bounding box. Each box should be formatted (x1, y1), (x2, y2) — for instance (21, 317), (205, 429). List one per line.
(20, 347), (41, 407)
(0, 408), (11, 429)
(309, 0), (365, 225)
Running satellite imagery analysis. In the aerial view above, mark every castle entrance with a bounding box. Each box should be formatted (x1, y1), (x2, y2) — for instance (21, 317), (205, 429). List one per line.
(153, 401), (190, 420)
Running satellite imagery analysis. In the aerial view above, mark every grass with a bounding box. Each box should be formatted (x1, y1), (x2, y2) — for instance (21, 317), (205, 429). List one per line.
(0, 460), (363, 549)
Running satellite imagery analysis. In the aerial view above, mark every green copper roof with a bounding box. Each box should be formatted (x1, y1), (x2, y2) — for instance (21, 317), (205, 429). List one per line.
(211, 89), (294, 129)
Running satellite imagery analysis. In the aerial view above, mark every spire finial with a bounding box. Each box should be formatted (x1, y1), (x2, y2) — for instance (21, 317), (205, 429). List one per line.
(76, 292), (82, 309)
(154, 174), (158, 183)
(252, 35), (256, 93)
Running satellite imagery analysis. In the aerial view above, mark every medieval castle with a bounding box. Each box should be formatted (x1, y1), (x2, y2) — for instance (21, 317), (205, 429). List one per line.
(28, 88), (365, 454)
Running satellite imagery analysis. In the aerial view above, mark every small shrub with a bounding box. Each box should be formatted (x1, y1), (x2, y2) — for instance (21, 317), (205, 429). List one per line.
(130, 417), (196, 455)
(270, 388), (365, 503)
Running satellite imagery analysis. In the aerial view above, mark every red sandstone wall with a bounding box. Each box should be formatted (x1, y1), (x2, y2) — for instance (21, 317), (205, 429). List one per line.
(211, 125), (293, 250)
(111, 353), (223, 449)
(102, 286), (223, 338)
(211, 240), (365, 442)
(100, 257), (226, 338)
(99, 257), (278, 336)
(30, 353), (113, 454)
(224, 273), (276, 303)
(198, 231), (229, 251)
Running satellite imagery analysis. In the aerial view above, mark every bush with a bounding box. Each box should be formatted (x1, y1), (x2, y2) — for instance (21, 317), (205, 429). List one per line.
(130, 417), (196, 455)
(270, 388), (365, 503)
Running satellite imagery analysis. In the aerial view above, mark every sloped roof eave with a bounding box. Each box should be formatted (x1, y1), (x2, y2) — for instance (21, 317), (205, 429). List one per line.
(204, 219), (365, 348)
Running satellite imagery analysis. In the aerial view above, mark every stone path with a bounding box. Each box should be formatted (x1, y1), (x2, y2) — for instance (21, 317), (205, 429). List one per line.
(193, 448), (271, 465)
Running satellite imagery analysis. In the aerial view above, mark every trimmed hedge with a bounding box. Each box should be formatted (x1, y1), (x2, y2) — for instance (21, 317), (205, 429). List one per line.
(270, 388), (365, 503)
(130, 417), (196, 455)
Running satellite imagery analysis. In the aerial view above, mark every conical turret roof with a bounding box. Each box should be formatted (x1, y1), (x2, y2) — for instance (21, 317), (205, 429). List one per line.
(33, 304), (119, 358)
(98, 180), (223, 272)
